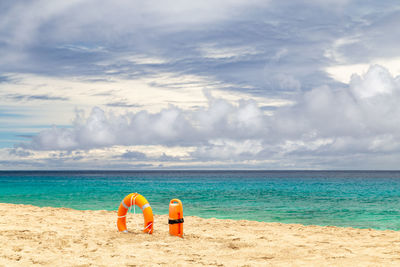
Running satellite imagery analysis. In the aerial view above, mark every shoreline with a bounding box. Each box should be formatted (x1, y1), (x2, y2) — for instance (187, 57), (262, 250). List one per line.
(1, 203), (400, 266)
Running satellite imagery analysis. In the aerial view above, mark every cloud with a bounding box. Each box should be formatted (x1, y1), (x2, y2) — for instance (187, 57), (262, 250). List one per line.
(5, 94), (69, 102)
(8, 148), (33, 157)
(271, 65), (400, 155)
(22, 65), (400, 161)
(0, 74), (11, 83)
(14, 64), (400, 169)
(1, 0), (388, 98)
(120, 150), (147, 160)
(0, 1), (397, 111)
(105, 101), (141, 108)
(23, 91), (267, 150)
(191, 139), (264, 161)
(2, 1), (400, 169)
(349, 65), (397, 99)
(266, 73), (302, 92)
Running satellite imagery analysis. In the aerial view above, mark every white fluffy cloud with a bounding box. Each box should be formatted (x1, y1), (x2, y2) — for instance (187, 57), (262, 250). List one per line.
(17, 64), (400, 169)
(272, 64), (400, 155)
(350, 65), (397, 99)
(26, 92), (267, 150)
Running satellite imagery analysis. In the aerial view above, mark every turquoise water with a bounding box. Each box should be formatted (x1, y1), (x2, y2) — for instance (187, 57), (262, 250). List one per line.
(1, 171), (400, 230)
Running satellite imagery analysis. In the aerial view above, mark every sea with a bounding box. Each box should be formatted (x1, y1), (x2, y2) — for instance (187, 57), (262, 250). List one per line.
(1, 170), (400, 231)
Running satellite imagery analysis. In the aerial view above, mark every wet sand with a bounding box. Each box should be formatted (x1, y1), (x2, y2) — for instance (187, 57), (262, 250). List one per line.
(1, 203), (400, 266)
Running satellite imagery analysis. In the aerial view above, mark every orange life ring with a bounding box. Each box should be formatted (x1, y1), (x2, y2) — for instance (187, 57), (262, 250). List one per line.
(117, 193), (154, 234)
(169, 198), (183, 237)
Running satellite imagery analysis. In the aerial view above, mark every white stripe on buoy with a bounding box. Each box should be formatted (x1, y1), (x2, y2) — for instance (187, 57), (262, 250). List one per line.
(121, 201), (129, 209)
(142, 203), (150, 210)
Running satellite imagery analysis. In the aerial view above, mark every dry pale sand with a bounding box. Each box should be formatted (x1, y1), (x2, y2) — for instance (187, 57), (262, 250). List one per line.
(1, 203), (400, 266)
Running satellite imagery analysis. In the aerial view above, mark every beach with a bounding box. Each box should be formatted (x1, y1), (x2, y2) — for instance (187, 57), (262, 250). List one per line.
(1, 203), (400, 266)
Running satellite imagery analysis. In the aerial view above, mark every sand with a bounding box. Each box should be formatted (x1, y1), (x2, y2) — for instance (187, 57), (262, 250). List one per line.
(1, 203), (400, 266)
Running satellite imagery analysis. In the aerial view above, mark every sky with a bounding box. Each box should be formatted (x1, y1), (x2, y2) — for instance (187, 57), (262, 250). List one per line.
(1, 0), (400, 170)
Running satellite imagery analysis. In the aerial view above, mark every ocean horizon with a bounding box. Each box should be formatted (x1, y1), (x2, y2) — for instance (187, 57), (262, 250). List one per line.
(1, 170), (400, 231)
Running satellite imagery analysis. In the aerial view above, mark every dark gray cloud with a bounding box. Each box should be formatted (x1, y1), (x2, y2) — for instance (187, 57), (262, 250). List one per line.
(0, 75), (10, 83)
(106, 101), (141, 108)
(8, 148), (33, 157)
(5, 94), (69, 102)
(118, 150), (181, 162)
(1, 1), (398, 97)
(120, 150), (147, 160)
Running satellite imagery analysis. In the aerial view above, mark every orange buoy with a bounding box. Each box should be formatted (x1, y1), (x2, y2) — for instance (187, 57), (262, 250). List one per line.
(169, 198), (184, 237)
(117, 193), (154, 234)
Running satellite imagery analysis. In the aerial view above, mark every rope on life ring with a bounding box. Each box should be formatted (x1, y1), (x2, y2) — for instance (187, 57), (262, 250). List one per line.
(117, 193), (154, 234)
